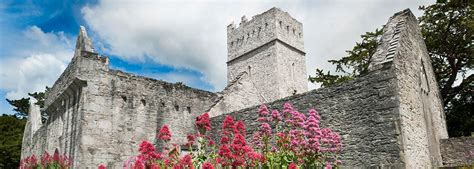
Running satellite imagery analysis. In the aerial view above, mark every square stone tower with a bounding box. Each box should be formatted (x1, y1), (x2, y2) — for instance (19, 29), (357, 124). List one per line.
(226, 7), (308, 102)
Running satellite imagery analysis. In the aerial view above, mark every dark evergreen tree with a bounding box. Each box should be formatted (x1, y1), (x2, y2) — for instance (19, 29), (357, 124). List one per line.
(0, 115), (26, 168)
(309, 0), (473, 137)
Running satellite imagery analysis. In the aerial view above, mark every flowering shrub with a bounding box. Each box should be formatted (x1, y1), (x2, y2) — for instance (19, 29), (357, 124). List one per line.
(99, 102), (342, 169)
(20, 149), (72, 169)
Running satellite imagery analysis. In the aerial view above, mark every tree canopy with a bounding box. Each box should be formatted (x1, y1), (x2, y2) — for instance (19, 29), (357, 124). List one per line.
(309, 0), (473, 137)
(0, 114), (26, 168)
(6, 89), (48, 122)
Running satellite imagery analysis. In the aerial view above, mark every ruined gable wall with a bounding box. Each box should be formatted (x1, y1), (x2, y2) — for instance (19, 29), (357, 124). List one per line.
(227, 41), (279, 104)
(388, 10), (448, 168)
(77, 68), (218, 168)
(210, 65), (403, 167)
(208, 72), (262, 117)
(21, 51), (107, 167)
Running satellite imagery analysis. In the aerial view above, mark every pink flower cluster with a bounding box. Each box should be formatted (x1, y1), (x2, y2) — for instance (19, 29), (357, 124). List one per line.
(217, 115), (264, 167)
(158, 125), (172, 142)
(96, 102), (342, 168)
(195, 112), (211, 134)
(20, 149), (72, 169)
(252, 102), (342, 168)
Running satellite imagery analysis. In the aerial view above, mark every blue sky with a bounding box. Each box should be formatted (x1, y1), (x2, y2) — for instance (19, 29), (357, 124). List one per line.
(0, 0), (433, 115)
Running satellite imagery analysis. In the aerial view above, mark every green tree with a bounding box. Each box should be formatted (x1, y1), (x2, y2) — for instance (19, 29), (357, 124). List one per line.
(0, 114), (26, 168)
(419, 0), (473, 137)
(6, 88), (49, 121)
(309, 0), (473, 137)
(309, 29), (382, 87)
(5, 98), (30, 118)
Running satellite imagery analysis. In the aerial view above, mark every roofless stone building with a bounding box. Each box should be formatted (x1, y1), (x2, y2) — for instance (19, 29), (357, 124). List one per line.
(21, 7), (472, 168)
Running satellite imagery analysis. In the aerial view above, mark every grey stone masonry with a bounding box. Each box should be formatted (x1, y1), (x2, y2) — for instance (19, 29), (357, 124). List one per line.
(210, 9), (449, 168)
(440, 137), (474, 167)
(21, 7), (461, 169)
(21, 25), (218, 168)
(210, 64), (403, 167)
(210, 7), (308, 117)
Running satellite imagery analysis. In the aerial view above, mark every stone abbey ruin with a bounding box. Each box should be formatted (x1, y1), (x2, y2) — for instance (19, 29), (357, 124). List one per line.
(21, 7), (473, 168)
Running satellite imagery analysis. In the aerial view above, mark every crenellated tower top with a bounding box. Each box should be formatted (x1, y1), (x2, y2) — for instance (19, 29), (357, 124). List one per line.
(226, 7), (305, 63)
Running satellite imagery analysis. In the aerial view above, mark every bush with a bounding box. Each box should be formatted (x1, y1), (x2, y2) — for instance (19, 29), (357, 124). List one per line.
(114, 102), (342, 169)
(19, 149), (72, 169)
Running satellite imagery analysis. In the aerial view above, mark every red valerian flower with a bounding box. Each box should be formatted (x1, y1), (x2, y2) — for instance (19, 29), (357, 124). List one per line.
(258, 104), (270, 116)
(248, 151), (265, 162)
(231, 133), (247, 152)
(325, 161), (333, 169)
(258, 104), (270, 122)
(172, 164), (183, 169)
(218, 145), (233, 158)
(202, 162), (214, 169)
(283, 102), (294, 114)
(59, 153), (72, 167)
(196, 112), (211, 132)
(150, 164), (161, 169)
(208, 139), (216, 146)
(138, 140), (161, 161)
(271, 109), (282, 122)
(98, 164), (106, 169)
(186, 134), (195, 146)
(219, 135), (230, 145)
(179, 154), (193, 168)
(235, 121), (246, 135)
(251, 132), (263, 148)
(218, 144), (233, 159)
(158, 125), (172, 141)
(132, 157), (145, 169)
(222, 115), (235, 132)
(260, 123), (272, 136)
(28, 155), (37, 165)
(53, 149), (60, 162)
(41, 151), (52, 165)
(288, 162), (299, 169)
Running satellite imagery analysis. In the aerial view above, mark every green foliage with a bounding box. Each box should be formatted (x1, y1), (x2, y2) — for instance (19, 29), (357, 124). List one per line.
(6, 98), (30, 118)
(309, 1), (473, 137)
(6, 87), (49, 122)
(419, 0), (473, 137)
(0, 114), (26, 168)
(28, 92), (46, 108)
(308, 29), (382, 87)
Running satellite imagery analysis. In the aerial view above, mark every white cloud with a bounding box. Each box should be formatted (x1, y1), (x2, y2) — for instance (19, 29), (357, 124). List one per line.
(0, 26), (73, 99)
(82, 0), (434, 91)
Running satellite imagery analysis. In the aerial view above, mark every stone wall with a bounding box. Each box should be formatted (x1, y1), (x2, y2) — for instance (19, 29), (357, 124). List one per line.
(440, 137), (474, 167)
(79, 68), (217, 168)
(386, 10), (448, 168)
(21, 7), (454, 169)
(210, 9), (450, 168)
(210, 64), (403, 167)
(21, 27), (103, 162)
(21, 27), (219, 168)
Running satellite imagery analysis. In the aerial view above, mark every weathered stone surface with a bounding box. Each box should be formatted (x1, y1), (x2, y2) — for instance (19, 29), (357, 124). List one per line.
(20, 7), (460, 169)
(21, 25), (218, 168)
(387, 9), (447, 168)
(210, 7), (308, 117)
(440, 137), (474, 167)
(211, 65), (403, 167)
(210, 9), (448, 168)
